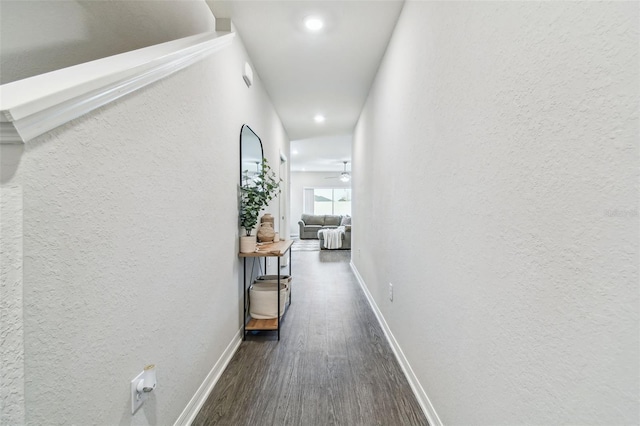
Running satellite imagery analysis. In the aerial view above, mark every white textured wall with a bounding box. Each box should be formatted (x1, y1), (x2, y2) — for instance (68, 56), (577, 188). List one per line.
(0, 3), (288, 424)
(0, 0), (216, 84)
(353, 1), (639, 424)
(0, 145), (25, 425)
(290, 171), (351, 236)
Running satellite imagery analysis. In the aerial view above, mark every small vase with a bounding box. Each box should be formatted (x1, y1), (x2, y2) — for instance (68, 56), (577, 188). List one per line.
(260, 213), (275, 227)
(240, 235), (257, 253)
(257, 222), (275, 243)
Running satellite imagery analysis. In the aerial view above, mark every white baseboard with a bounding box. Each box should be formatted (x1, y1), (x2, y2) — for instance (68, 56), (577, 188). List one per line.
(350, 262), (443, 426)
(174, 328), (242, 426)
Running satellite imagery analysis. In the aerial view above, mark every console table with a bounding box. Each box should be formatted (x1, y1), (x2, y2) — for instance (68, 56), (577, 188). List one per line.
(239, 240), (293, 340)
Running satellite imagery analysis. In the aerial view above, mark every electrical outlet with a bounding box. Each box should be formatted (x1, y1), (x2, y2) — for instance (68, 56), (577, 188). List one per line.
(131, 365), (157, 414)
(389, 282), (393, 302)
(131, 371), (145, 414)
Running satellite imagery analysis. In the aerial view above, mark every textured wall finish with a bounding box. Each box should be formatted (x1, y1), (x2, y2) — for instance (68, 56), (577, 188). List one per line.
(0, 145), (25, 425)
(0, 0), (216, 84)
(353, 1), (639, 424)
(1, 2), (288, 424)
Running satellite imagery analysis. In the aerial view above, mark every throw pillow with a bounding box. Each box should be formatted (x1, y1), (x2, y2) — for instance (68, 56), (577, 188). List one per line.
(340, 216), (351, 226)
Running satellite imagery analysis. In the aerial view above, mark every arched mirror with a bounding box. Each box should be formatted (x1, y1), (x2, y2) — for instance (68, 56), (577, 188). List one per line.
(240, 125), (263, 185)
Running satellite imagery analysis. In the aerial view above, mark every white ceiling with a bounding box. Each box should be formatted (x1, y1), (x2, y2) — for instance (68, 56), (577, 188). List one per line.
(207, 0), (404, 143)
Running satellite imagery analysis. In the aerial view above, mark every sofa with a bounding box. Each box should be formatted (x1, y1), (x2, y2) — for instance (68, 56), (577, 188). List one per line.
(318, 225), (351, 250)
(298, 214), (343, 239)
(298, 214), (352, 250)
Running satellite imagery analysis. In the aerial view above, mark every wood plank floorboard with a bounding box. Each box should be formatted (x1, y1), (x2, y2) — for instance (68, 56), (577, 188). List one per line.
(193, 250), (428, 426)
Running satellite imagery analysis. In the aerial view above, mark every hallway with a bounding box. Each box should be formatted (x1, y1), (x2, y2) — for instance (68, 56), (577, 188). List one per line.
(193, 250), (428, 425)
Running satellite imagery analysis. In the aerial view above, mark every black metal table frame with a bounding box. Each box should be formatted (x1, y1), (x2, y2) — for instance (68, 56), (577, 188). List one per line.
(242, 247), (292, 340)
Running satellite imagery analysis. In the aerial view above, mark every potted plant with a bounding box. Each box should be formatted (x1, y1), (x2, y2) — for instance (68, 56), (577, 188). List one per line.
(239, 157), (281, 253)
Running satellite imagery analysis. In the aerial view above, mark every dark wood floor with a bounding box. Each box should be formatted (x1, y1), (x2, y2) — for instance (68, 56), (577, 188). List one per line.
(193, 250), (429, 426)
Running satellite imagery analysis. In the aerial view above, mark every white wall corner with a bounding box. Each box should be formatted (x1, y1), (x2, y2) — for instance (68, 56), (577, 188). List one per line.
(0, 30), (235, 144)
(173, 328), (242, 426)
(216, 18), (232, 32)
(350, 261), (443, 426)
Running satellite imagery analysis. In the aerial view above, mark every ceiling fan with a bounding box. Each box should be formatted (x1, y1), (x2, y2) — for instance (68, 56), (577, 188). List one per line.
(325, 161), (351, 182)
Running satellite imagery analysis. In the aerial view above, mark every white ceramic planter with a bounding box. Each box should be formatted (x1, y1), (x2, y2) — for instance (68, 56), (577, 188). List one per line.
(240, 235), (257, 253)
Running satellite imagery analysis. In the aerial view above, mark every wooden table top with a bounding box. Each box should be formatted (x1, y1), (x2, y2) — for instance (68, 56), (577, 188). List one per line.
(238, 240), (293, 258)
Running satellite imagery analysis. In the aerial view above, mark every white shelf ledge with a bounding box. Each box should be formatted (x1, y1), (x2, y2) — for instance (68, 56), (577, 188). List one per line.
(0, 30), (235, 144)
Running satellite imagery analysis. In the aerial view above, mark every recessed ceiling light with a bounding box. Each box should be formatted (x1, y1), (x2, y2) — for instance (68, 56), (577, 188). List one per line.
(314, 114), (325, 123)
(304, 16), (324, 32)
(292, 149), (299, 155)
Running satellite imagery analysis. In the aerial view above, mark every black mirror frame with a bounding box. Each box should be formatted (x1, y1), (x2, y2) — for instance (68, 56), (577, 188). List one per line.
(239, 124), (264, 184)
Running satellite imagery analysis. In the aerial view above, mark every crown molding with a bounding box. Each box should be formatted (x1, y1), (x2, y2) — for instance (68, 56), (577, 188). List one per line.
(0, 31), (235, 144)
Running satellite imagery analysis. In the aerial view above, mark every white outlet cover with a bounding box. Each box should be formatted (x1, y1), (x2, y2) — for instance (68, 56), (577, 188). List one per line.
(131, 371), (145, 414)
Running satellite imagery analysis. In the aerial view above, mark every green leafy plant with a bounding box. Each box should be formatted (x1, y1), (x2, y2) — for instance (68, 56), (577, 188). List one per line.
(240, 157), (281, 236)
